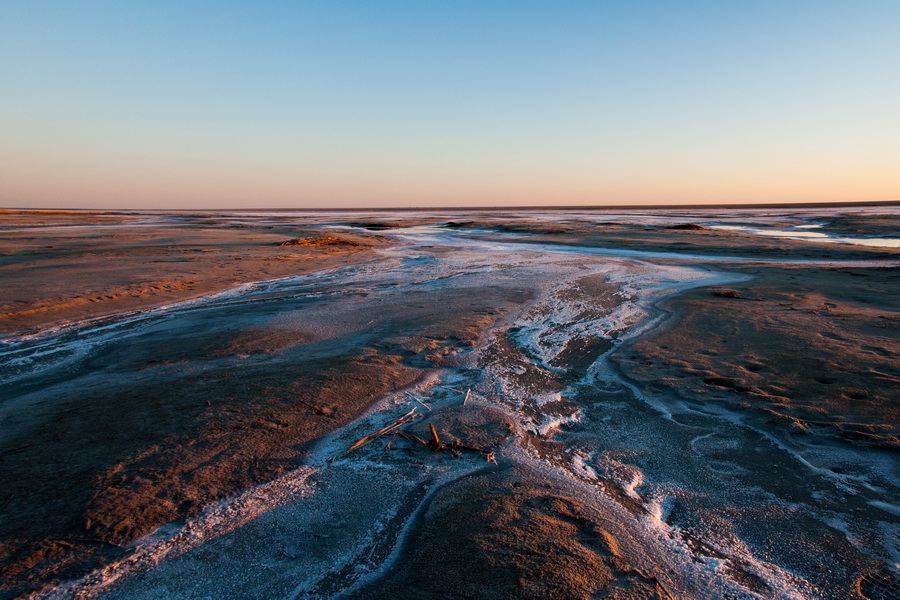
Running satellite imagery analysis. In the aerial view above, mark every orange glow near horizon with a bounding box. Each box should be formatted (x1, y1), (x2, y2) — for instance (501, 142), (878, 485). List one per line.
(2, 149), (897, 210)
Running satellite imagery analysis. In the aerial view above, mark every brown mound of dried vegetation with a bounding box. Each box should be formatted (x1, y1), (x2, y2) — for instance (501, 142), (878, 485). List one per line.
(278, 236), (367, 247)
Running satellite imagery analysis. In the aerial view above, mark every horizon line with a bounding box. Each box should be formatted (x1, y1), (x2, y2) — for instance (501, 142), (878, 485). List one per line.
(3, 199), (899, 215)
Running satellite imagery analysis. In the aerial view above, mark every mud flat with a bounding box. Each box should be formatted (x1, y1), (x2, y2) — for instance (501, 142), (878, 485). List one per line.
(1, 207), (898, 600)
(0, 210), (385, 336)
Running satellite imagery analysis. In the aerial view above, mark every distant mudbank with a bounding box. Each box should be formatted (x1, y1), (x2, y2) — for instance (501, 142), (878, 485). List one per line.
(666, 223), (707, 230)
(277, 235), (368, 247)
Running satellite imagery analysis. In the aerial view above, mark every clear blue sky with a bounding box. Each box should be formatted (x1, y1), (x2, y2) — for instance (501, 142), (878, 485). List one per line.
(2, 1), (898, 208)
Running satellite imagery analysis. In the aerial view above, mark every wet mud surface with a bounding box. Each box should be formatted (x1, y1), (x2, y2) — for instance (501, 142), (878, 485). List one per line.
(1, 207), (898, 599)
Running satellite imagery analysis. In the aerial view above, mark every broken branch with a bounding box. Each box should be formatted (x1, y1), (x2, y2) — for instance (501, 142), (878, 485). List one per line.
(342, 408), (419, 455)
(405, 392), (432, 411)
(429, 423), (442, 448)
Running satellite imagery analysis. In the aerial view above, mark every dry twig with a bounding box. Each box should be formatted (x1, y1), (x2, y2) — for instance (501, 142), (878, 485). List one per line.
(298, 399), (328, 415)
(428, 423), (442, 448)
(341, 408), (418, 455)
(406, 392), (432, 411)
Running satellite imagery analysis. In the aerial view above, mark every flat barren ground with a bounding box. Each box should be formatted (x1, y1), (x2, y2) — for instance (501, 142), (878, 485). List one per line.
(0, 210), (386, 336)
(1, 208), (898, 600)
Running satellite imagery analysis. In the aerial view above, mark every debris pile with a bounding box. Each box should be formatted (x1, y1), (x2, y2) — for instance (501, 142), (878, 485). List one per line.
(340, 408), (497, 463)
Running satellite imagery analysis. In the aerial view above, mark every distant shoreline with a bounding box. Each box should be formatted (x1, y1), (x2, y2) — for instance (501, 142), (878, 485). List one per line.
(2, 199), (899, 214)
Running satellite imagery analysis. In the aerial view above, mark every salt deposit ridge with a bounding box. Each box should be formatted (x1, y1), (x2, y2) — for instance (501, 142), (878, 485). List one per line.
(3, 210), (897, 600)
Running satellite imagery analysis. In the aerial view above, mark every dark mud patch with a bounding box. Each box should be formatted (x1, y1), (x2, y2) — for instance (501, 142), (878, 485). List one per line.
(666, 223), (707, 231)
(613, 263), (900, 453)
(354, 465), (672, 600)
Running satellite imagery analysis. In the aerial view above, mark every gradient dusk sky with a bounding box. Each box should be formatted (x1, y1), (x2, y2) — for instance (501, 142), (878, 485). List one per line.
(2, 1), (898, 209)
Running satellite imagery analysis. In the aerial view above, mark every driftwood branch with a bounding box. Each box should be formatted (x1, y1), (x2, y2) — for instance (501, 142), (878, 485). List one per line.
(342, 413), (497, 463)
(428, 423), (442, 448)
(341, 408), (419, 456)
(406, 392), (432, 411)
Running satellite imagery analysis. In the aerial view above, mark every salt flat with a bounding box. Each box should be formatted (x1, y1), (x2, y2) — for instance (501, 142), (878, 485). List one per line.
(1, 207), (898, 600)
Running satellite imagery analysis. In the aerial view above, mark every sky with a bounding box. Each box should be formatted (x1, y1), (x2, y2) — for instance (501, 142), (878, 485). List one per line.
(1, 1), (898, 209)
